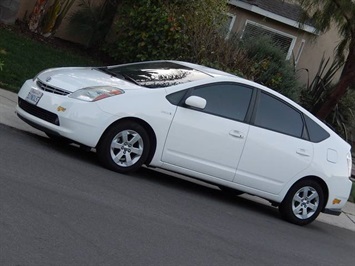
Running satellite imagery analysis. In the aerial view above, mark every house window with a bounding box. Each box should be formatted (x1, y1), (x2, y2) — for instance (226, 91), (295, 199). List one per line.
(224, 13), (236, 39)
(241, 20), (296, 60)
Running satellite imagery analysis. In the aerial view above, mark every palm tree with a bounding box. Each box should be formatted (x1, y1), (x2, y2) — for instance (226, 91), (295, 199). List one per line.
(28, 0), (76, 36)
(297, 0), (355, 120)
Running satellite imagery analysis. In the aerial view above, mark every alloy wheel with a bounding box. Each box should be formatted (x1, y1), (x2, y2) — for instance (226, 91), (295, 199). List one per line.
(110, 129), (144, 167)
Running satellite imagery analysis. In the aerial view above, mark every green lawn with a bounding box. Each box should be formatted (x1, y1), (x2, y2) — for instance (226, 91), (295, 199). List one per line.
(0, 26), (101, 92)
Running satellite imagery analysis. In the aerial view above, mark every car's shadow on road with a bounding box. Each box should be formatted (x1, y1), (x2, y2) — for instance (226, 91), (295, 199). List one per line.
(26, 130), (281, 220)
(138, 166), (280, 218)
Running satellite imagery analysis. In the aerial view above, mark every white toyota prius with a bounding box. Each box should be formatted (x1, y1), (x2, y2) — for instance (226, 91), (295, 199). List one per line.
(17, 60), (353, 225)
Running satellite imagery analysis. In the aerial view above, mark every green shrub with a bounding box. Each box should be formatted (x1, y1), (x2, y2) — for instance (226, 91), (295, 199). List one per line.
(105, 0), (188, 62)
(67, 0), (119, 48)
(104, 1), (300, 101)
(105, 0), (227, 63)
(239, 36), (300, 101)
(0, 48), (5, 71)
(327, 89), (355, 142)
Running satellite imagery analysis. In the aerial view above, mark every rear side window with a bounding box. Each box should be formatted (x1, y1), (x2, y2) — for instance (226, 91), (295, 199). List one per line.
(254, 92), (304, 138)
(304, 115), (330, 142)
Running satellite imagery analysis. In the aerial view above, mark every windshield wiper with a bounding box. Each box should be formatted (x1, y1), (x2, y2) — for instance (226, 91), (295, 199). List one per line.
(95, 67), (118, 78)
(95, 67), (140, 86)
(119, 73), (140, 86)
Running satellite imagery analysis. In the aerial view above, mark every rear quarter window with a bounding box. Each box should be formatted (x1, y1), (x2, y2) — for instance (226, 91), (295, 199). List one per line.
(304, 116), (330, 143)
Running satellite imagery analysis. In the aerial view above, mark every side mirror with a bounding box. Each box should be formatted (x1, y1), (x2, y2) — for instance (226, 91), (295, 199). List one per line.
(185, 96), (206, 110)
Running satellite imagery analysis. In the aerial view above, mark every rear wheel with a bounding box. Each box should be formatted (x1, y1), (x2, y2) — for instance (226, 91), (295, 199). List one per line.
(279, 179), (324, 226)
(97, 121), (150, 173)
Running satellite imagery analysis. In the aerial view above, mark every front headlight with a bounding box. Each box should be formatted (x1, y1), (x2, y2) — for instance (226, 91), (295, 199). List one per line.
(69, 86), (125, 102)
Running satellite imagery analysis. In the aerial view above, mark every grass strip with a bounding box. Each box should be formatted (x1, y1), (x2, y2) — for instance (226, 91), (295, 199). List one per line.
(0, 26), (101, 92)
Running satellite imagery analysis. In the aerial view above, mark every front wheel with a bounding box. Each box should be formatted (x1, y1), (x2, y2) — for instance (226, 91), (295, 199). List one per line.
(279, 180), (324, 226)
(97, 121), (150, 173)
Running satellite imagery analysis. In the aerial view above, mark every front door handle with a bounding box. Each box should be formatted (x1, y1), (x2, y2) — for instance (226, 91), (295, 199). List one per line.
(229, 130), (244, 139)
(296, 148), (310, 157)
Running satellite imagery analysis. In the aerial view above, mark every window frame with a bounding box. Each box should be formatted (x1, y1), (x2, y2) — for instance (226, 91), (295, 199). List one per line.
(241, 20), (297, 60)
(295, 39), (306, 65)
(225, 13), (237, 39)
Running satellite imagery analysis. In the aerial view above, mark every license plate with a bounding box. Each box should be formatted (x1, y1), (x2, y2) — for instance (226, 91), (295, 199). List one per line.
(26, 89), (43, 105)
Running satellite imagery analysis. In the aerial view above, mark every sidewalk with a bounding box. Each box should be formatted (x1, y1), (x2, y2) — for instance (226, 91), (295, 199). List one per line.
(0, 87), (354, 231)
(0, 88), (45, 136)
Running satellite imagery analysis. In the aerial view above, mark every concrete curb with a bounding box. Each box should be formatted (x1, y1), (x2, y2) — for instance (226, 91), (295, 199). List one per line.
(0, 88), (354, 231)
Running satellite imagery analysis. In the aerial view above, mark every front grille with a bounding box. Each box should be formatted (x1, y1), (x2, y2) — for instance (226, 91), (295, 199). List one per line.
(37, 80), (70, 96)
(18, 97), (60, 126)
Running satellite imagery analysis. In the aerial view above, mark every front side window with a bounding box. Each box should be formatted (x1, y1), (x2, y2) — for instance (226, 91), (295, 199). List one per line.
(190, 83), (253, 121)
(254, 92), (303, 138)
(166, 89), (188, 105)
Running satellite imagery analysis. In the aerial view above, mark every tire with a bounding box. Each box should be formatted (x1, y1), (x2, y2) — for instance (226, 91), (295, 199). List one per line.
(97, 121), (150, 174)
(279, 179), (324, 226)
(219, 186), (244, 196)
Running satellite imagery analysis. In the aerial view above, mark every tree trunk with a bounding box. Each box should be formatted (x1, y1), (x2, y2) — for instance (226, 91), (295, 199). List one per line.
(28, 0), (49, 32)
(316, 41), (355, 120)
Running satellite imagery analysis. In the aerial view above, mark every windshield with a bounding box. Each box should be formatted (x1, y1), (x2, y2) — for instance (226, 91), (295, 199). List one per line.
(97, 62), (212, 88)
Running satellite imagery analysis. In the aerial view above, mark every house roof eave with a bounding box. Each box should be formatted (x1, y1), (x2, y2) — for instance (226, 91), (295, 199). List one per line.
(228, 0), (319, 35)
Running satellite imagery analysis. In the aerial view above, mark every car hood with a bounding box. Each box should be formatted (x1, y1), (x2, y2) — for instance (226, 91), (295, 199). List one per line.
(37, 67), (140, 93)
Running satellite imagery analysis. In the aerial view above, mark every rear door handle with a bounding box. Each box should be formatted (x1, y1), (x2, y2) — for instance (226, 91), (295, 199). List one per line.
(229, 130), (244, 139)
(296, 148), (310, 157)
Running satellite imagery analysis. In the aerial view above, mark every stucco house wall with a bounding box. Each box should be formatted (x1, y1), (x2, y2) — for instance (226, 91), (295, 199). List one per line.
(297, 27), (342, 84)
(227, 0), (343, 85)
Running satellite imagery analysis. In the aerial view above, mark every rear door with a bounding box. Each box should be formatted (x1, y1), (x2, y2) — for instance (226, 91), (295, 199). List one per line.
(235, 91), (313, 194)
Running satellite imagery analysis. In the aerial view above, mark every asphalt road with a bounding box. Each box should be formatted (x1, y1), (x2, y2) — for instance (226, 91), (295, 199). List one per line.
(1, 124), (354, 266)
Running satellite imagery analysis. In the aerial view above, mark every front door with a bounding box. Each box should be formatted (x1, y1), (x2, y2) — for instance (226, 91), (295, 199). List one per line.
(162, 83), (254, 181)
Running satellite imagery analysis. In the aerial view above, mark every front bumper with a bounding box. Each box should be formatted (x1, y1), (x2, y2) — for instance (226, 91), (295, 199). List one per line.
(17, 80), (115, 147)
